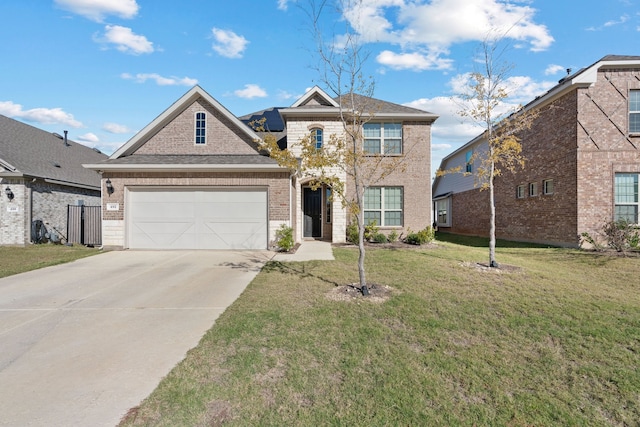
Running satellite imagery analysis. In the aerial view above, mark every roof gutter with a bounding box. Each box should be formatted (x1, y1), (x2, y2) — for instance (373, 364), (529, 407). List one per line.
(83, 163), (290, 173)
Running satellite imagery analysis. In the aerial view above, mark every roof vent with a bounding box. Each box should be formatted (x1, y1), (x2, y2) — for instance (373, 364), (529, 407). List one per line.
(92, 147), (102, 154)
(52, 132), (63, 139)
(63, 130), (70, 146)
(52, 162), (61, 168)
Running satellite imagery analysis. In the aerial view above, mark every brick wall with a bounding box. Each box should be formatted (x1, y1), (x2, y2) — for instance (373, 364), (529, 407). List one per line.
(442, 66), (640, 247)
(134, 98), (259, 155)
(0, 178), (100, 245)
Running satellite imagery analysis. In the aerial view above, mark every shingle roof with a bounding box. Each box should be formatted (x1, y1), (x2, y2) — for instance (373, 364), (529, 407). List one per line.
(0, 115), (107, 188)
(335, 93), (435, 116)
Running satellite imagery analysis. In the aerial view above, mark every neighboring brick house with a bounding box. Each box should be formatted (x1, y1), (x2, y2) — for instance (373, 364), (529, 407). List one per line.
(0, 115), (107, 246)
(85, 85), (436, 250)
(432, 55), (640, 247)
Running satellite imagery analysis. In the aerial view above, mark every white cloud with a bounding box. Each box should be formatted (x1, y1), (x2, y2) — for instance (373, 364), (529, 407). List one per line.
(211, 28), (249, 58)
(376, 50), (453, 71)
(545, 64), (566, 75)
(341, 0), (554, 71)
(234, 84), (268, 99)
(0, 101), (83, 128)
(432, 143), (452, 151)
(277, 0), (293, 11)
(121, 73), (198, 86)
(587, 14), (629, 31)
(54, 0), (139, 22)
(77, 132), (100, 143)
(96, 25), (154, 55)
(102, 122), (131, 133)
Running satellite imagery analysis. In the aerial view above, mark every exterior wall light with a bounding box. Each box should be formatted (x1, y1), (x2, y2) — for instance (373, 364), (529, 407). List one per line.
(5, 187), (14, 201)
(105, 179), (114, 195)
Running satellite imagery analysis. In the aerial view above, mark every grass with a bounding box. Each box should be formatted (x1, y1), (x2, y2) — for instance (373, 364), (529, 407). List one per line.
(120, 237), (640, 426)
(0, 244), (101, 278)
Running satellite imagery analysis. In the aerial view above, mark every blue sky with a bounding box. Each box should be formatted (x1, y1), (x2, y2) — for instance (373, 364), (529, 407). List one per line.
(1, 0), (639, 174)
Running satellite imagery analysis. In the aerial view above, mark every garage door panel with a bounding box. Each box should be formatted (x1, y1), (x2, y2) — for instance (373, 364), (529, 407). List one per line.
(129, 189), (267, 250)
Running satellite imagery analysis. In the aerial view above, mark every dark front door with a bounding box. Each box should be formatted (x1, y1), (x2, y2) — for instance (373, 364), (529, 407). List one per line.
(303, 187), (322, 238)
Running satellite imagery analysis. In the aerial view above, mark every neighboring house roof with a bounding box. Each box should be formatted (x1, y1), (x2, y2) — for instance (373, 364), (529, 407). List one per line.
(432, 54), (640, 192)
(109, 85), (262, 159)
(0, 114), (107, 190)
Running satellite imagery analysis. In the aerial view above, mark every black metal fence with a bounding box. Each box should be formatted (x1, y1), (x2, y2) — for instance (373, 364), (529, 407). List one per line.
(67, 205), (102, 246)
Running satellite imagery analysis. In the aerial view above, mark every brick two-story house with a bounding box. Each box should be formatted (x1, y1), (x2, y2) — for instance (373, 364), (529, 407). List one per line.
(432, 55), (640, 247)
(85, 85), (436, 250)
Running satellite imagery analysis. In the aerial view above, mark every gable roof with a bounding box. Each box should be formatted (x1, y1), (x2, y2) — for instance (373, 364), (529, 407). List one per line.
(0, 115), (107, 189)
(279, 85), (437, 120)
(432, 54), (640, 192)
(109, 85), (262, 159)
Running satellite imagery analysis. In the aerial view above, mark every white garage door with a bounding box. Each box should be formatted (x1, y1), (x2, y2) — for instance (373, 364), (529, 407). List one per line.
(128, 188), (268, 249)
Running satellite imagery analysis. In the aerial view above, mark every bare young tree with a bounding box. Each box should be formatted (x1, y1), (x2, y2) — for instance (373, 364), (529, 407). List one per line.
(444, 37), (537, 267)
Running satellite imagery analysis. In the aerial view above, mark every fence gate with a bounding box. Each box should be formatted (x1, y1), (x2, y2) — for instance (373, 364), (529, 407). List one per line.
(67, 205), (102, 246)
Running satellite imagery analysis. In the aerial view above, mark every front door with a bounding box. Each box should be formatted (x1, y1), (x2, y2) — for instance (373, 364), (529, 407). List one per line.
(303, 187), (322, 238)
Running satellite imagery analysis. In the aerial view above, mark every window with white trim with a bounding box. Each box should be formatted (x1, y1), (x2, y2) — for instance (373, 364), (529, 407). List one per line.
(312, 128), (323, 149)
(516, 185), (525, 199)
(543, 179), (554, 195)
(363, 123), (402, 155)
(630, 90), (640, 134)
(614, 173), (639, 224)
(195, 112), (206, 144)
(529, 182), (538, 197)
(435, 198), (450, 227)
(364, 187), (403, 226)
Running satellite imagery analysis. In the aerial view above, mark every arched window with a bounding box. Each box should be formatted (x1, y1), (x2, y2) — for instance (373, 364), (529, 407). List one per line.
(195, 112), (206, 145)
(311, 128), (323, 149)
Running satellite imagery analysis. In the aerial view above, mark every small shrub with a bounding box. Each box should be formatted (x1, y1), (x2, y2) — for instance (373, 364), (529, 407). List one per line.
(387, 230), (399, 243)
(346, 222), (359, 244)
(580, 231), (604, 251)
(364, 221), (379, 242)
(405, 226), (435, 245)
(275, 224), (294, 252)
(372, 233), (388, 244)
(602, 219), (638, 253)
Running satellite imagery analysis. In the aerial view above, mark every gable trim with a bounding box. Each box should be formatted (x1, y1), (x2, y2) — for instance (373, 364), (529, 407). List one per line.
(110, 85), (261, 159)
(290, 85), (340, 108)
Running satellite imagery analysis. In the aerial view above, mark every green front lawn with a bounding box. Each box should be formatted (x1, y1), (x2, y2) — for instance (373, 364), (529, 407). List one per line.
(120, 239), (640, 426)
(0, 244), (101, 278)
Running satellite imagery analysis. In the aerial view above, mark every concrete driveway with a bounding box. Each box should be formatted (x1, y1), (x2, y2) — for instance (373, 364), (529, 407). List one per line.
(0, 249), (271, 427)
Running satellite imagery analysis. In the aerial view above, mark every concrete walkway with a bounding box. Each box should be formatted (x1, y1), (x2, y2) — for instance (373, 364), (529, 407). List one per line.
(0, 250), (271, 427)
(272, 240), (334, 262)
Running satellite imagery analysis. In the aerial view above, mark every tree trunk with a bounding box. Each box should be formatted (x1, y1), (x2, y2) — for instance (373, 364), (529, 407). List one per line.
(357, 210), (368, 295)
(488, 160), (498, 268)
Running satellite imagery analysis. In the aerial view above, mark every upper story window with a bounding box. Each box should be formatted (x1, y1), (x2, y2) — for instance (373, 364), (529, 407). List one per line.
(543, 179), (554, 195)
(630, 90), (640, 134)
(615, 173), (639, 224)
(195, 112), (206, 145)
(529, 182), (538, 197)
(363, 123), (402, 155)
(465, 150), (473, 173)
(311, 128), (323, 149)
(516, 185), (525, 199)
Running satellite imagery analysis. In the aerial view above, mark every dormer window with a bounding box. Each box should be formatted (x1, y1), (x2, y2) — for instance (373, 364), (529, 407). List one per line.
(195, 112), (206, 145)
